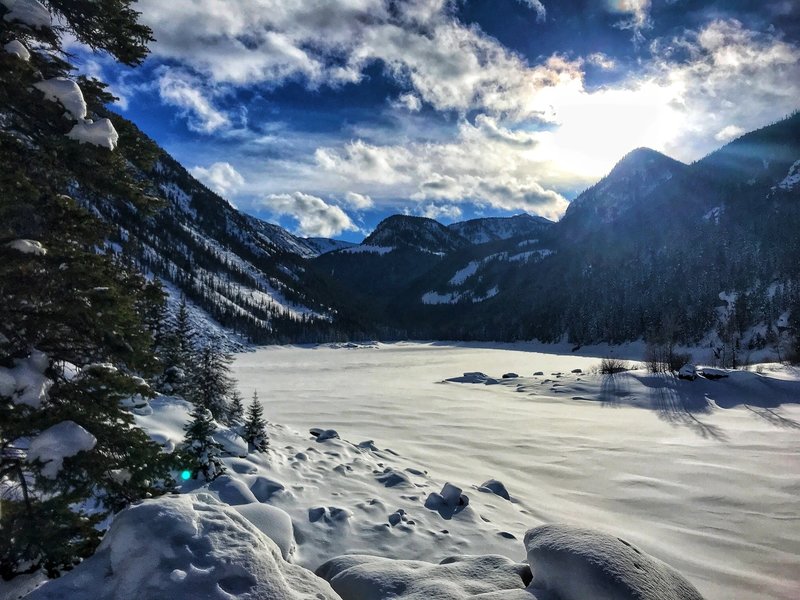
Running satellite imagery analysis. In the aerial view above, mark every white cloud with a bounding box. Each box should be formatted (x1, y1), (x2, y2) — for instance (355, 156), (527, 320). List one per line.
(259, 192), (358, 237)
(138, 0), (580, 120)
(516, 0), (546, 22)
(190, 162), (245, 197)
(419, 203), (463, 221)
(343, 191), (374, 209)
(157, 70), (229, 133)
(714, 125), (745, 142)
(609, 0), (652, 43)
(394, 93), (422, 112)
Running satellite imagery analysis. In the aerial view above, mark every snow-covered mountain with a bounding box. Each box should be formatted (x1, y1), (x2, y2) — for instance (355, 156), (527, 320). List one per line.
(448, 213), (553, 244)
(563, 147), (688, 224)
(362, 215), (469, 254)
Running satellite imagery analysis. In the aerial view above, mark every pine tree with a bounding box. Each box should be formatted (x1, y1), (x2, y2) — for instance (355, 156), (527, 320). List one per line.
(182, 405), (225, 481)
(244, 391), (269, 453)
(228, 388), (245, 424)
(0, 0), (176, 580)
(160, 297), (197, 396)
(192, 341), (233, 421)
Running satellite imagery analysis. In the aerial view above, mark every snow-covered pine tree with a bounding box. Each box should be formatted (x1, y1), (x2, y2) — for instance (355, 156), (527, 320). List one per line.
(182, 405), (225, 481)
(244, 391), (269, 453)
(160, 297), (197, 396)
(192, 341), (234, 421)
(228, 388), (245, 425)
(0, 0), (175, 580)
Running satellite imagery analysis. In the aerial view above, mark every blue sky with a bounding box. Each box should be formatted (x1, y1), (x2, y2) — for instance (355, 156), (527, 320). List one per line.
(82, 0), (800, 241)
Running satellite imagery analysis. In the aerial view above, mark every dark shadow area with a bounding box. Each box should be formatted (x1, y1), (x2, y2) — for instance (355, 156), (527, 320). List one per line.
(744, 405), (800, 429)
(639, 373), (727, 441)
(599, 372), (634, 408)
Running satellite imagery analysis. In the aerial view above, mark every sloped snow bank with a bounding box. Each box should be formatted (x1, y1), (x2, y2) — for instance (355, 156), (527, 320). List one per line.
(524, 524), (704, 600)
(25, 494), (339, 600)
(317, 554), (533, 600)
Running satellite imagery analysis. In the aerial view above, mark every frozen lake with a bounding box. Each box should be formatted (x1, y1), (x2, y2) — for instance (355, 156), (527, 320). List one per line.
(234, 342), (800, 600)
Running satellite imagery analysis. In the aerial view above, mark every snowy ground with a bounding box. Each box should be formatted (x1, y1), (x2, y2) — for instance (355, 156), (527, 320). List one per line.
(232, 342), (800, 600)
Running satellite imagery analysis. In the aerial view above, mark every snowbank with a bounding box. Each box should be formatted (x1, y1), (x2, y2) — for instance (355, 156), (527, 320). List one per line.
(27, 420), (96, 478)
(316, 554), (532, 600)
(33, 78), (87, 120)
(4, 38), (30, 60)
(67, 118), (119, 150)
(25, 494), (339, 600)
(524, 524), (704, 600)
(1, 0), (51, 29)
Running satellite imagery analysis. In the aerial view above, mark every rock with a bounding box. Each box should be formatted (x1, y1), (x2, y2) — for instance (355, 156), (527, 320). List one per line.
(524, 523), (705, 600)
(376, 468), (411, 488)
(310, 428), (340, 441)
(533, 371), (544, 376)
(502, 372), (519, 379)
(699, 367), (728, 380)
(571, 368), (583, 374)
(478, 479), (511, 501)
(677, 364), (697, 381)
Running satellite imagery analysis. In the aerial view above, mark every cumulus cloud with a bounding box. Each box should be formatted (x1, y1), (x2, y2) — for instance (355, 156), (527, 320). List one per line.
(343, 192), (374, 209)
(157, 70), (229, 133)
(315, 116), (570, 219)
(259, 192), (358, 237)
(419, 203), (463, 221)
(138, 0), (581, 120)
(190, 162), (245, 197)
(394, 93), (422, 112)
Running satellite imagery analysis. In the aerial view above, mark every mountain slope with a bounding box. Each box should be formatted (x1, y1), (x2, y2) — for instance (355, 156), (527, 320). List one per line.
(363, 215), (469, 254)
(448, 213), (553, 244)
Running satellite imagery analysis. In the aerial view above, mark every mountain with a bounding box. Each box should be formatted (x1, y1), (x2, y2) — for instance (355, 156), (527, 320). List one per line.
(302, 237), (357, 255)
(562, 147), (688, 227)
(362, 215), (469, 254)
(88, 116), (369, 344)
(448, 213), (553, 244)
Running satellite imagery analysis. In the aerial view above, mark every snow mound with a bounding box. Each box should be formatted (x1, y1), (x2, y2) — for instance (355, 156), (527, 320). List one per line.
(67, 118), (119, 150)
(233, 503), (296, 560)
(5, 239), (46, 255)
(33, 77), (87, 120)
(27, 421), (96, 479)
(524, 524), (704, 600)
(316, 553), (532, 600)
(4, 38), (30, 60)
(209, 474), (258, 505)
(1, 0), (51, 29)
(26, 494), (339, 600)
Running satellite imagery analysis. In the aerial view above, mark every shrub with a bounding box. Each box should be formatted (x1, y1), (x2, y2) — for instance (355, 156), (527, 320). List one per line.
(600, 357), (629, 374)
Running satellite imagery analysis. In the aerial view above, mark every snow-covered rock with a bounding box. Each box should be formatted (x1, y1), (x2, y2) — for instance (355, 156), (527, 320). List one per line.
(4, 38), (30, 60)
(233, 503), (296, 560)
(1, 0), (51, 29)
(776, 159), (800, 190)
(677, 364), (697, 381)
(310, 427), (340, 442)
(26, 494), (339, 600)
(316, 553), (532, 600)
(33, 77), (87, 120)
(478, 479), (511, 501)
(67, 118), (119, 150)
(524, 524), (704, 600)
(27, 421), (96, 479)
(5, 239), (46, 255)
(699, 367), (728, 381)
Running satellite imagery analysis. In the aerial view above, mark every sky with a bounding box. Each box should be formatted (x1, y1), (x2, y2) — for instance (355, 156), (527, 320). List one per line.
(82, 0), (800, 241)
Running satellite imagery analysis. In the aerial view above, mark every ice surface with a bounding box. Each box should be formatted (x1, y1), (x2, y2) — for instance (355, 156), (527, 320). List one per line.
(33, 78), (87, 120)
(233, 343), (800, 599)
(524, 523), (704, 600)
(3, 39), (29, 60)
(5, 239), (46, 255)
(1, 0), (50, 28)
(27, 420), (96, 478)
(67, 118), (119, 150)
(24, 494), (339, 600)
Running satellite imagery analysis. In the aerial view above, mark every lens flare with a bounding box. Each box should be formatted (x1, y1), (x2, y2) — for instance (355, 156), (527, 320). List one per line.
(181, 470), (191, 481)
